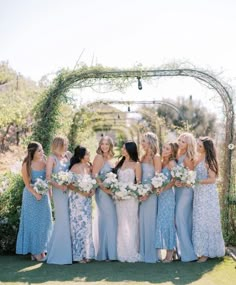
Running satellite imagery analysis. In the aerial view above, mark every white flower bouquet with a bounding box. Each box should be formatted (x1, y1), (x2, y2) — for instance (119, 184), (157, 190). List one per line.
(51, 171), (74, 186)
(135, 183), (152, 198)
(72, 174), (97, 193)
(102, 172), (119, 190)
(32, 178), (49, 195)
(151, 173), (169, 189)
(171, 164), (196, 187)
(112, 182), (137, 200)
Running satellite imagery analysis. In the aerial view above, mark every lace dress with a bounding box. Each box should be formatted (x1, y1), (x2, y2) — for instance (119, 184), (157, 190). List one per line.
(116, 168), (140, 262)
(192, 160), (225, 257)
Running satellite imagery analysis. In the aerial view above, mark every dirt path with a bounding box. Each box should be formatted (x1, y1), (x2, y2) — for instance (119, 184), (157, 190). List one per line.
(0, 145), (25, 174)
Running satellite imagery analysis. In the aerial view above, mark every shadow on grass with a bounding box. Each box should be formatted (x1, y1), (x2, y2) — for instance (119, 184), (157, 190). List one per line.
(0, 255), (228, 284)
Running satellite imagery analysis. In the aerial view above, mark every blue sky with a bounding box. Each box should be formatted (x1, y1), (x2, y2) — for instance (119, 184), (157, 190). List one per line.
(0, 0), (235, 111)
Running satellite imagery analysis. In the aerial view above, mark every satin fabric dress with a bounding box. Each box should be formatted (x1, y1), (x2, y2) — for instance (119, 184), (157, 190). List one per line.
(175, 155), (197, 262)
(139, 163), (158, 263)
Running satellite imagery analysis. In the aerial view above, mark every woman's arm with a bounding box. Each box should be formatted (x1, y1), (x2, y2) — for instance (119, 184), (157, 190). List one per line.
(22, 163), (42, 201)
(92, 155), (112, 195)
(135, 162), (142, 184)
(153, 154), (162, 173)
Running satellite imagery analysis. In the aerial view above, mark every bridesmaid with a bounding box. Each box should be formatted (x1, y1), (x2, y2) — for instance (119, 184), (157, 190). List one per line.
(155, 142), (178, 263)
(92, 136), (117, 261)
(46, 136), (72, 265)
(16, 142), (52, 261)
(193, 137), (225, 262)
(139, 132), (161, 263)
(175, 132), (197, 262)
(68, 145), (95, 263)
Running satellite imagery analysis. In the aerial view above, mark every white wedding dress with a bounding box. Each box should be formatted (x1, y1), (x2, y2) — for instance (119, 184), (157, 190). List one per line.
(116, 168), (140, 262)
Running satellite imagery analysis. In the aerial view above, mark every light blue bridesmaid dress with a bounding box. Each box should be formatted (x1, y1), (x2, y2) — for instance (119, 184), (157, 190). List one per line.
(155, 166), (176, 250)
(46, 155), (72, 265)
(192, 160), (225, 257)
(139, 163), (158, 263)
(175, 155), (197, 262)
(94, 162), (117, 260)
(16, 169), (53, 255)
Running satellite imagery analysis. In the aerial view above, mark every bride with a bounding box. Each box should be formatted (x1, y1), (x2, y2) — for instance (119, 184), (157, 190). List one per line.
(114, 141), (141, 262)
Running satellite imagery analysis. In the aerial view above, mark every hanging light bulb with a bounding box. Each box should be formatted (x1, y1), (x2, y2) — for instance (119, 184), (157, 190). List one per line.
(137, 77), (142, 90)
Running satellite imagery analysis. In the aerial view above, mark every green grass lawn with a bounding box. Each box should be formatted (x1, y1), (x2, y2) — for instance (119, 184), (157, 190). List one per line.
(0, 255), (235, 285)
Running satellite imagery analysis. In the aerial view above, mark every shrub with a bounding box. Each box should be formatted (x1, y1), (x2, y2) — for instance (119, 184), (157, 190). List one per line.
(0, 173), (24, 254)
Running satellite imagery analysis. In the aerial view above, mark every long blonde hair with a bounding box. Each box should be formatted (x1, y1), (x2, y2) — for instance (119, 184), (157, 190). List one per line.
(143, 132), (159, 157)
(178, 132), (196, 161)
(96, 136), (114, 158)
(51, 136), (68, 155)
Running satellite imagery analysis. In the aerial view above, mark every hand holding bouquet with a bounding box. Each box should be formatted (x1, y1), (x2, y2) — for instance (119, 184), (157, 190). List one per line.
(151, 173), (169, 195)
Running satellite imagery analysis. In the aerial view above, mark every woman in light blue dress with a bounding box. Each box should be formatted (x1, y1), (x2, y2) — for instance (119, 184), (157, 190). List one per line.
(193, 137), (225, 263)
(139, 132), (161, 263)
(175, 132), (197, 262)
(16, 142), (52, 261)
(92, 136), (117, 261)
(155, 142), (178, 263)
(46, 136), (72, 265)
(68, 145), (95, 263)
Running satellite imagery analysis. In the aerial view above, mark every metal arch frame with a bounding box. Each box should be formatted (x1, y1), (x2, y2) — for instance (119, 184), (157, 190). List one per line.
(70, 68), (234, 202)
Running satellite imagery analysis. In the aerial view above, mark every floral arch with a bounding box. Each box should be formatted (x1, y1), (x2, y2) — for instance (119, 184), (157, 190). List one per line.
(32, 65), (235, 241)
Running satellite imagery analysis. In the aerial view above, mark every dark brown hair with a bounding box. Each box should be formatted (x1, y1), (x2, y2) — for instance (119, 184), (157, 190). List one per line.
(23, 142), (41, 178)
(200, 136), (219, 176)
(168, 142), (179, 162)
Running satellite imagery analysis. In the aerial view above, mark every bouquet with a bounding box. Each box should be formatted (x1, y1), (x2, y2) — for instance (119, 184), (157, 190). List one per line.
(32, 178), (49, 195)
(171, 164), (196, 187)
(72, 174), (97, 193)
(135, 183), (152, 198)
(112, 182), (137, 200)
(151, 173), (169, 189)
(51, 171), (74, 186)
(102, 172), (119, 190)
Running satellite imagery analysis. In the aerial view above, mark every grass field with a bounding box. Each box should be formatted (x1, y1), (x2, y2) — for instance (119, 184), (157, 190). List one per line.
(0, 255), (235, 285)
